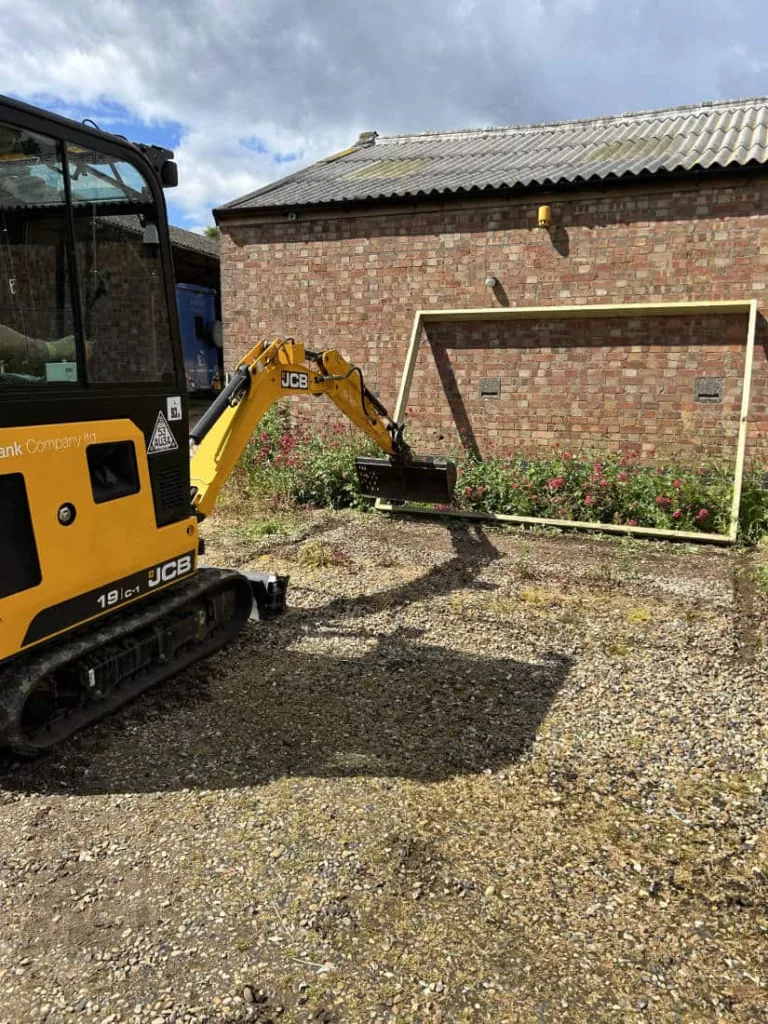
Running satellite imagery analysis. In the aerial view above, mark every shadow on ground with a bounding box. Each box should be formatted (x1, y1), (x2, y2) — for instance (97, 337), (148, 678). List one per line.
(1, 525), (572, 795)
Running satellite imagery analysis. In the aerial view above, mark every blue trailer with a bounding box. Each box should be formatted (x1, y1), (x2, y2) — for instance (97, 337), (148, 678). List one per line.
(176, 283), (222, 393)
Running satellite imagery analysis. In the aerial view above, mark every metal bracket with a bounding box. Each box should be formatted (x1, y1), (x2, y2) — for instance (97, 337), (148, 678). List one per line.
(201, 567), (289, 621)
(241, 572), (289, 621)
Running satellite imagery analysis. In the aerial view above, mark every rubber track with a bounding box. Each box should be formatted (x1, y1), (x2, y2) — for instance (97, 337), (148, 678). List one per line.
(0, 568), (254, 756)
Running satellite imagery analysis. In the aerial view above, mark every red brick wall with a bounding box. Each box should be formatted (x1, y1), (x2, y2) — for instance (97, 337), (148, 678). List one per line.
(415, 313), (747, 461)
(220, 178), (768, 464)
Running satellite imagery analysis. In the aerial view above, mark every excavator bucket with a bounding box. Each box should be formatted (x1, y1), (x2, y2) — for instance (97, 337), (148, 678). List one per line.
(356, 456), (457, 505)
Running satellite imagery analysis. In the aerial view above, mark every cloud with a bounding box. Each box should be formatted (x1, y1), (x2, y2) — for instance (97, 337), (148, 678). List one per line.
(0, 0), (766, 227)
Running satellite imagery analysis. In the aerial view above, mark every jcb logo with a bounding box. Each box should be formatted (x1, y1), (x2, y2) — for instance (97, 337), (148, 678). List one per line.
(281, 370), (308, 390)
(148, 554), (193, 589)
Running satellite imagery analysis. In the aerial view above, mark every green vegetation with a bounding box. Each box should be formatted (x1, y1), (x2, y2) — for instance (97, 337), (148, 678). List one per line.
(231, 409), (768, 542)
(748, 563), (768, 592)
(230, 406), (381, 511)
(455, 449), (741, 536)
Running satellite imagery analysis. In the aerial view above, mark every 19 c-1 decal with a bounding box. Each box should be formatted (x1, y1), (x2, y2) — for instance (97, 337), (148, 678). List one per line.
(23, 552), (196, 646)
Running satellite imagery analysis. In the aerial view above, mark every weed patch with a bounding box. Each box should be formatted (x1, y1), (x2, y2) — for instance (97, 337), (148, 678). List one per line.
(749, 564), (768, 593)
(298, 539), (347, 569)
(515, 551), (536, 581)
(607, 640), (631, 657)
(244, 518), (288, 539)
(585, 563), (614, 586)
(519, 587), (558, 606)
(626, 606), (652, 625)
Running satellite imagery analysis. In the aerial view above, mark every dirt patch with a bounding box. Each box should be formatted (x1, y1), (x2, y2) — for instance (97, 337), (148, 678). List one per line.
(1, 510), (767, 1023)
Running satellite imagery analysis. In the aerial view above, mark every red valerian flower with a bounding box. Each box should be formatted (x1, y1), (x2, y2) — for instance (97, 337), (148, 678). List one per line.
(617, 472), (629, 483)
(584, 494), (595, 506)
(672, 509), (682, 519)
(696, 508), (710, 520)
(672, 478), (682, 490)
(548, 476), (565, 490)
(628, 518), (638, 526)
(655, 495), (672, 507)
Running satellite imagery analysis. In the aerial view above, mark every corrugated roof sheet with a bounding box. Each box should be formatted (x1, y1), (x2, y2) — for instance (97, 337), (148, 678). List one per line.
(216, 96), (768, 215)
(105, 214), (219, 258)
(168, 224), (219, 258)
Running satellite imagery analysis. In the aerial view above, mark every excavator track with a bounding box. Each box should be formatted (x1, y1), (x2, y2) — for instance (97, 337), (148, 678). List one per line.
(0, 568), (256, 756)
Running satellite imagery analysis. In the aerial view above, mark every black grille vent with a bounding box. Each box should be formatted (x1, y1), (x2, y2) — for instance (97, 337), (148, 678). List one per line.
(695, 377), (724, 403)
(156, 465), (185, 511)
(480, 377), (501, 398)
(0, 474), (42, 600)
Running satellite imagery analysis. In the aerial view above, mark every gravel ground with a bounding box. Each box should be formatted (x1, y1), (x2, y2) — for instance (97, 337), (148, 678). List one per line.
(1, 507), (767, 1023)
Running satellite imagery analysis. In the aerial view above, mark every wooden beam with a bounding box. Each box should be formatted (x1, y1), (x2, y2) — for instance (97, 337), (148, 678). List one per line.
(380, 298), (755, 544)
(392, 311), (424, 425)
(376, 503), (732, 545)
(418, 300), (753, 322)
(728, 298), (758, 541)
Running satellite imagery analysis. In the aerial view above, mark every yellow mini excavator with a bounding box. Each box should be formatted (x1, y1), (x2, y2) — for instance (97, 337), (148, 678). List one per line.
(0, 95), (456, 754)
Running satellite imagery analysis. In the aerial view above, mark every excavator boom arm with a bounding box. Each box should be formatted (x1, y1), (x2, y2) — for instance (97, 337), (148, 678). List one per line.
(189, 338), (454, 519)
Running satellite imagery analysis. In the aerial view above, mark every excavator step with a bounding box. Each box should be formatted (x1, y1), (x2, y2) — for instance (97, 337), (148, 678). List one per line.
(356, 456), (457, 505)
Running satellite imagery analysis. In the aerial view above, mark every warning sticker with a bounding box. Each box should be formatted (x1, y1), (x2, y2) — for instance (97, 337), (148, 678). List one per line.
(167, 395), (183, 421)
(147, 411), (179, 455)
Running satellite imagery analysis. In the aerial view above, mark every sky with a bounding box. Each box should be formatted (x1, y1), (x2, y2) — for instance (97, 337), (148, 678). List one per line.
(0, 0), (766, 233)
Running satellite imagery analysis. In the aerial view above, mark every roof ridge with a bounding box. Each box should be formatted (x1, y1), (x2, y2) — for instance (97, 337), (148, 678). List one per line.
(376, 95), (768, 145)
(216, 95), (768, 216)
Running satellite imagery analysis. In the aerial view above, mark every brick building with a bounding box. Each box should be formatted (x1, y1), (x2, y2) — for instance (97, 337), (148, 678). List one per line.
(214, 98), (768, 466)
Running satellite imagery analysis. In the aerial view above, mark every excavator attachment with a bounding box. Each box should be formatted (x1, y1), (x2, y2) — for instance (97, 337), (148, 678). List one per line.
(356, 456), (457, 505)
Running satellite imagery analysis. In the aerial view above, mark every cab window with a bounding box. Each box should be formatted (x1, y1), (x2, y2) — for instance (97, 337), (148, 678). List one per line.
(67, 144), (175, 385)
(0, 123), (79, 386)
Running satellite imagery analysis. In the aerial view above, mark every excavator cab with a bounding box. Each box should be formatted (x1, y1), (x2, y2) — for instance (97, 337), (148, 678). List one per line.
(0, 97), (228, 752)
(0, 97), (191, 528)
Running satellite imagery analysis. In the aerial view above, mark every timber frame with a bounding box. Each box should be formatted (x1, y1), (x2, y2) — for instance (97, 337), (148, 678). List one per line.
(378, 299), (759, 544)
